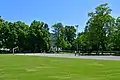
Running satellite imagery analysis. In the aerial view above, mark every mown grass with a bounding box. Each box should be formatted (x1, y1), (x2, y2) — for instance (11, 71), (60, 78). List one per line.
(0, 55), (120, 80)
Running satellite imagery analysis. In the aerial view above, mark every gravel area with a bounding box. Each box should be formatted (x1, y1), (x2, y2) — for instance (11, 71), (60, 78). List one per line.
(16, 53), (120, 60)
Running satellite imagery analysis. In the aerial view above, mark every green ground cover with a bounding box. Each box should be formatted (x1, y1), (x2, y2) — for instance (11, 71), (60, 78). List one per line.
(0, 55), (120, 80)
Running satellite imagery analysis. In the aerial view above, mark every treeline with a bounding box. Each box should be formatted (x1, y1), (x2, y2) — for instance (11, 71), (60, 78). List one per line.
(1, 3), (120, 54)
(74, 3), (120, 54)
(0, 17), (77, 53)
(0, 19), (51, 52)
(52, 3), (120, 54)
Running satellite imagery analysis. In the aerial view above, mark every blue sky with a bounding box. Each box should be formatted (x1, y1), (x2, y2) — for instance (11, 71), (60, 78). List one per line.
(0, 0), (120, 32)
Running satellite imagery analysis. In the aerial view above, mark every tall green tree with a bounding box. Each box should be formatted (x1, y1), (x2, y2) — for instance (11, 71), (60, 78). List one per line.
(86, 3), (114, 53)
(72, 32), (89, 52)
(13, 21), (29, 52)
(110, 17), (120, 51)
(64, 26), (76, 49)
(52, 23), (69, 51)
(29, 20), (51, 52)
(0, 17), (5, 48)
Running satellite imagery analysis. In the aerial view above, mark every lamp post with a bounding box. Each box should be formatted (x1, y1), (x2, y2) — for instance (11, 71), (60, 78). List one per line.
(75, 25), (79, 53)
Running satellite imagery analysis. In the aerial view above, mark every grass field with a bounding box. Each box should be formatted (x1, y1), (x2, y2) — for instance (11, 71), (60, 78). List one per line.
(0, 55), (120, 80)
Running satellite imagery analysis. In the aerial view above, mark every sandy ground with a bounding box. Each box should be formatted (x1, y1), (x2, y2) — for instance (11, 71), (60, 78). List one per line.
(15, 53), (120, 60)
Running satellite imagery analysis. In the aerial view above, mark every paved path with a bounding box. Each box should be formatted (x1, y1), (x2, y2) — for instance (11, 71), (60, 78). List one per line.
(16, 53), (120, 60)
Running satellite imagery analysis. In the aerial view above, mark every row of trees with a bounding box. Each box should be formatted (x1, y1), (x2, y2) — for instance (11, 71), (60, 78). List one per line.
(74, 3), (120, 54)
(0, 17), (77, 53)
(52, 23), (76, 51)
(0, 18), (51, 52)
(1, 3), (120, 54)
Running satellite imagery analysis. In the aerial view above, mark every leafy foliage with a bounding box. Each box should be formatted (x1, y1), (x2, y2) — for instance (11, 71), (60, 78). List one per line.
(1, 3), (120, 53)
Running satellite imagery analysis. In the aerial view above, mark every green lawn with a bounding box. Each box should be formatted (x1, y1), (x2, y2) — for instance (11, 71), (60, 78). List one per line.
(0, 55), (120, 80)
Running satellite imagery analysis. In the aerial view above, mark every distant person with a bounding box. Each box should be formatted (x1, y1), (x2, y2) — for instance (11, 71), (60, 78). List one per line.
(74, 51), (77, 56)
(78, 51), (81, 56)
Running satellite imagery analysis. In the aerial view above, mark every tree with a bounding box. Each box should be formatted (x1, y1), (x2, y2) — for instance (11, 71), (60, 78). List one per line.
(29, 20), (51, 52)
(64, 26), (76, 49)
(0, 21), (10, 49)
(72, 32), (89, 52)
(52, 23), (69, 51)
(12, 21), (29, 52)
(86, 3), (114, 54)
(0, 17), (5, 48)
(110, 17), (120, 51)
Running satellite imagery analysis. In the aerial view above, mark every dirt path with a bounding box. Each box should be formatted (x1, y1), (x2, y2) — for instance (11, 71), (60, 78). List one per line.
(16, 53), (120, 60)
